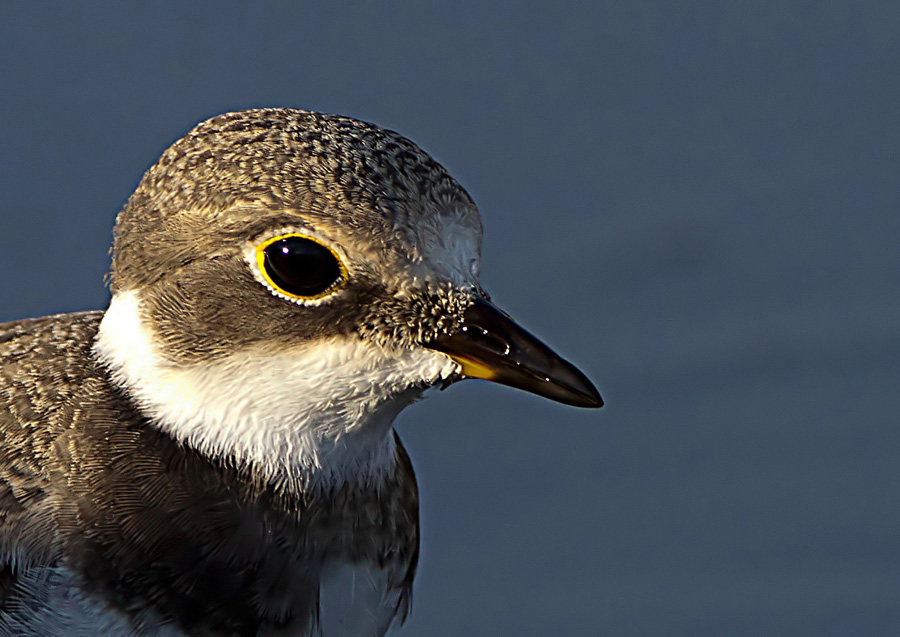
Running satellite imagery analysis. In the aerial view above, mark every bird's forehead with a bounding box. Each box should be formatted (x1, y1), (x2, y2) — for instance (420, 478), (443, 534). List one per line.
(396, 205), (482, 287)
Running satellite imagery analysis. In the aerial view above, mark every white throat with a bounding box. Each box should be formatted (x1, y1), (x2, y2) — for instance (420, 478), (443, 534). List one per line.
(93, 291), (459, 490)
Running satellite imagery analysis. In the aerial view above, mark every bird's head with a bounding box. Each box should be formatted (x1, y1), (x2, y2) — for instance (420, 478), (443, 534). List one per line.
(95, 109), (600, 486)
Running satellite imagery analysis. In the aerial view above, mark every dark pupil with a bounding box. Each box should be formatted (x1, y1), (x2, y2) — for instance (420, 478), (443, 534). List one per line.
(263, 237), (341, 297)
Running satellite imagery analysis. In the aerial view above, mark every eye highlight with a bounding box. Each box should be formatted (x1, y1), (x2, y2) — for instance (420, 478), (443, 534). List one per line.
(254, 233), (347, 301)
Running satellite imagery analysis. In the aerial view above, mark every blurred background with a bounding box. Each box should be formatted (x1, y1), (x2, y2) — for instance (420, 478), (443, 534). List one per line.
(1, 2), (897, 634)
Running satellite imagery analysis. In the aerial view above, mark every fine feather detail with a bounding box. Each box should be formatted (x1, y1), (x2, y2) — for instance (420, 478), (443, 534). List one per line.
(93, 290), (460, 491)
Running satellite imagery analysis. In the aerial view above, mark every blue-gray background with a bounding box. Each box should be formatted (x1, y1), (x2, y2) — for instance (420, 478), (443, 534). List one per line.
(1, 3), (897, 635)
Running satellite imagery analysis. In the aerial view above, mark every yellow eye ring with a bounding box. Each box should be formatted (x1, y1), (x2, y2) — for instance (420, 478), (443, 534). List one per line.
(254, 233), (348, 302)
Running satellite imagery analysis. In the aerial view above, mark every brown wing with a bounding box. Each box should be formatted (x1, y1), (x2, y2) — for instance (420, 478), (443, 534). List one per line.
(0, 313), (106, 621)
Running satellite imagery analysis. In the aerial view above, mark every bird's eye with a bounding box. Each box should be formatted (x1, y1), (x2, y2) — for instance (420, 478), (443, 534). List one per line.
(255, 234), (346, 301)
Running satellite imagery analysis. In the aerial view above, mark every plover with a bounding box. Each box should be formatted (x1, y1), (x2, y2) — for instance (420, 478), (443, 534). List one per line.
(0, 109), (602, 635)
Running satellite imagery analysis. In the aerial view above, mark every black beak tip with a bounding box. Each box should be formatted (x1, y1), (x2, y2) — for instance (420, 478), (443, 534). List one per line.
(550, 368), (604, 409)
(580, 388), (604, 409)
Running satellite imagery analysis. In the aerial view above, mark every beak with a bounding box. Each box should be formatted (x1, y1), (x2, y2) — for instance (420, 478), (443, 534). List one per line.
(426, 298), (603, 408)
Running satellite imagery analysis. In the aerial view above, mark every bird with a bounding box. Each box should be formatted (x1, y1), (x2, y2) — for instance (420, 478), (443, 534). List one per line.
(0, 108), (602, 636)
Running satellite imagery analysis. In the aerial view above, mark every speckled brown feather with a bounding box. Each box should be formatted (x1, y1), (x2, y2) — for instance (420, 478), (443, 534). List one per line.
(111, 109), (479, 296)
(0, 313), (419, 634)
